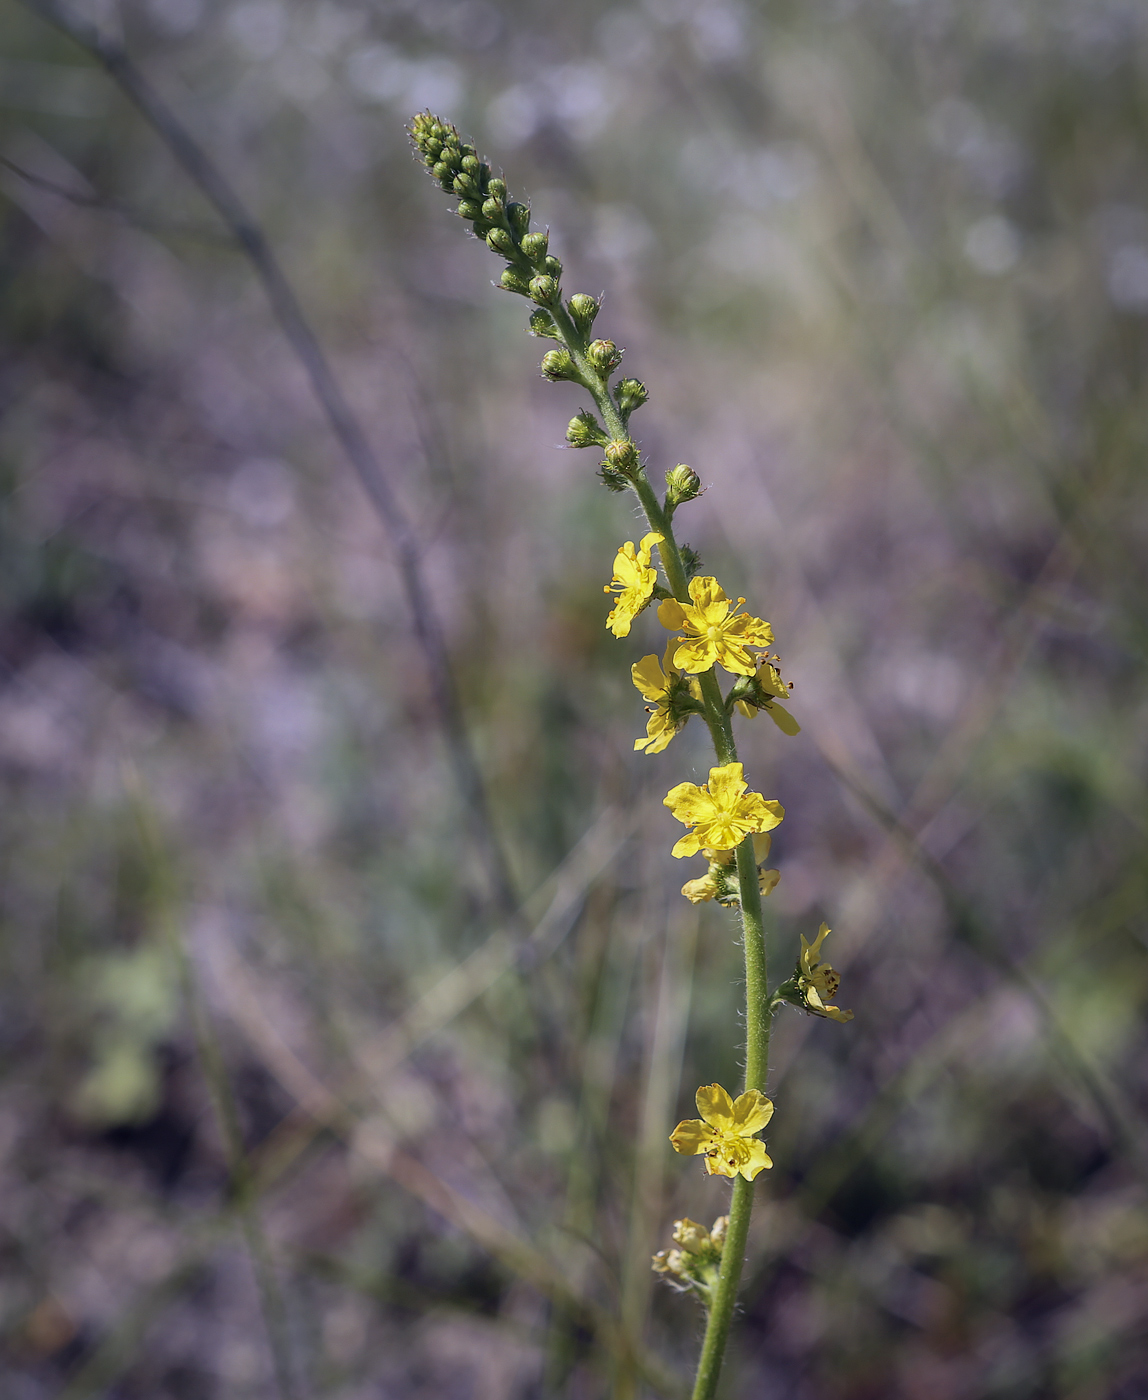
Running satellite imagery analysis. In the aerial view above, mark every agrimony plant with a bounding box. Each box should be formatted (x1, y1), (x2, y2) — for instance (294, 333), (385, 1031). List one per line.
(409, 111), (853, 1400)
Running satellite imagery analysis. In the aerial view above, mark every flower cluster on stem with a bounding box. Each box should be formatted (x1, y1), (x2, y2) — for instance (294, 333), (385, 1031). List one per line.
(409, 112), (854, 1400)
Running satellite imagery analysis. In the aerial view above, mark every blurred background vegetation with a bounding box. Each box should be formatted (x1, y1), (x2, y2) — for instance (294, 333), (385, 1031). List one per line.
(2, 0), (1147, 1396)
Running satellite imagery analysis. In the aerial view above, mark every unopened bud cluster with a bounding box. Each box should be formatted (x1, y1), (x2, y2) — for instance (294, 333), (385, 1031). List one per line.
(652, 1216), (729, 1309)
(409, 111), (563, 308)
(409, 114), (662, 474)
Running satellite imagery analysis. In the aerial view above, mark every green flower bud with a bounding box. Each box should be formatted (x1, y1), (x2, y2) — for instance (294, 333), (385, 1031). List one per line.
(543, 255), (563, 279)
(481, 196), (504, 220)
(615, 378), (649, 415)
(680, 545), (702, 579)
(500, 267), (530, 295)
(566, 411), (609, 449)
(604, 438), (639, 472)
(487, 178), (507, 200)
(520, 231), (549, 264)
(587, 339), (623, 374)
(529, 309), (562, 340)
(433, 161), (453, 183)
(665, 463), (702, 507)
(541, 349), (577, 381)
(567, 294), (600, 335)
(507, 202), (530, 236)
(486, 228), (514, 255)
(460, 154), (479, 174)
(529, 274), (559, 305)
(455, 200), (481, 221)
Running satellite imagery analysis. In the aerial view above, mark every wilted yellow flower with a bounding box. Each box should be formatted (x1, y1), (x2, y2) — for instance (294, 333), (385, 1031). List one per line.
(604, 531), (663, 637)
(670, 1083), (774, 1181)
(652, 1215), (728, 1305)
(681, 872), (722, 904)
(681, 834), (781, 904)
(798, 924), (853, 1023)
(658, 577), (773, 676)
(631, 644), (702, 754)
(664, 762), (783, 858)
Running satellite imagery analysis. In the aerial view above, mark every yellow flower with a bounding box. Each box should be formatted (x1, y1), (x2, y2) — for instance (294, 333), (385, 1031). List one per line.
(658, 577), (773, 676)
(670, 1083), (774, 1181)
(798, 924), (853, 1023)
(664, 762), (783, 858)
(631, 644), (702, 754)
(604, 531), (663, 638)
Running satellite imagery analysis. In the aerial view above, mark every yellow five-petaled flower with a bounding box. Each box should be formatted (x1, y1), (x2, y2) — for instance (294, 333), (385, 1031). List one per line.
(664, 762), (784, 858)
(798, 923), (853, 1023)
(670, 1083), (774, 1181)
(604, 531), (663, 638)
(658, 576), (774, 676)
(631, 644), (700, 754)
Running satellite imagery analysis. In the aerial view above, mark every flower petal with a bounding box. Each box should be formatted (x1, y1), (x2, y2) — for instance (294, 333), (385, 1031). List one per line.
(695, 1083), (736, 1131)
(638, 531), (664, 564)
(713, 639), (759, 677)
(670, 831), (702, 858)
(658, 598), (686, 630)
(759, 664), (791, 699)
(737, 1139), (774, 1181)
(731, 1090), (774, 1135)
(681, 875), (719, 904)
(724, 613), (775, 648)
(705, 763), (747, 807)
(631, 654), (668, 702)
(606, 606), (636, 638)
(739, 795), (784, 832)
(669, 1118), (718, 1156)
(686, 577), (731, 617)
(764, 701), (801, 736)
(639, 708), (677, 754)
(672, 637), (718, 674)
(703, 1152), (739, 1179)
(663, 781), (715, 826)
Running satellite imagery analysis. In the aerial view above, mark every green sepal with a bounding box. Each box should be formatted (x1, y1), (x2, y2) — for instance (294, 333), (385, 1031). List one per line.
(529, 310), (562, 340)
(679, 545), (702, 578)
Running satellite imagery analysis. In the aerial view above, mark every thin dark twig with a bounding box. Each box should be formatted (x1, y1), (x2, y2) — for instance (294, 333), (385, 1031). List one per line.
(0, 152), (234, 242)
(18, 0), (523, 929)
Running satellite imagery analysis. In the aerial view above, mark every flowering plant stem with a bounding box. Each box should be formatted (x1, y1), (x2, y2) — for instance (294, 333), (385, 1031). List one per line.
(405, 113), (842, 1398)
(561, 310), (771, 1396)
